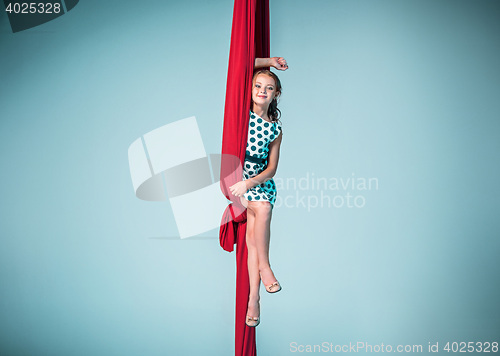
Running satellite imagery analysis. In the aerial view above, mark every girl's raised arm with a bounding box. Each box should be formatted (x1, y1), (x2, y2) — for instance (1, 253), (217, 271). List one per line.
(255, 57), (288, 71)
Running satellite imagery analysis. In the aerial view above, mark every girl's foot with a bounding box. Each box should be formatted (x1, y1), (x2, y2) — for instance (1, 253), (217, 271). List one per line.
(259, 266), (282, 293)
(245, 297), (260, 327)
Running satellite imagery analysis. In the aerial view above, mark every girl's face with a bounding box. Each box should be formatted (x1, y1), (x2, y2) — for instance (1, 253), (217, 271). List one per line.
(252, 74), (278, 108)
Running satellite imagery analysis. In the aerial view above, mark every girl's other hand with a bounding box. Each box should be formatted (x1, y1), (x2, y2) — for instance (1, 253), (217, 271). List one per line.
(229, 180), (248, 197)
(270, 57), (288, 71)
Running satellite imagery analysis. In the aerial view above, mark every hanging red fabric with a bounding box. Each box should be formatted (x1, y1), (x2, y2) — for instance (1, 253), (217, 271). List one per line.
(219, 0), (269, 355)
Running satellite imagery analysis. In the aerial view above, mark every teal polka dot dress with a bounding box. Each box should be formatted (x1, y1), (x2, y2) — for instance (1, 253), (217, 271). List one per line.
(242, 110), (283, 208)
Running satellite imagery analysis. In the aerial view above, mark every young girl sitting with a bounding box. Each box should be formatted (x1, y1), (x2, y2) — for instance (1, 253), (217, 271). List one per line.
(229, 56), (288, 327)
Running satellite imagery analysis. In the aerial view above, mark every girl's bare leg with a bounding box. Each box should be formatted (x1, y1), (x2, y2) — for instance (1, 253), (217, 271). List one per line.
(244, 199), (261, 323)
(249, 201), (278, 288)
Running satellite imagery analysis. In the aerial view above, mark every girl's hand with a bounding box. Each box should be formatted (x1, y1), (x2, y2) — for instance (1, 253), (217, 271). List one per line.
(229, 180), (248, 197)
(270, 57), (288, 71)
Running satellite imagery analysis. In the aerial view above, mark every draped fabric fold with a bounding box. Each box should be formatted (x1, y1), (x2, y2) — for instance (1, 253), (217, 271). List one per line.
(219, 0), (269, 355)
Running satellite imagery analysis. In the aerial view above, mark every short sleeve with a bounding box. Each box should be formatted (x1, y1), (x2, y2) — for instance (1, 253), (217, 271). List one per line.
(270, 122), (282, 143)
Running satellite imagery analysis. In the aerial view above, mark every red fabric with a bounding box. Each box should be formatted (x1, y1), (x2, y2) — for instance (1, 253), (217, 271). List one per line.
(219, 0), (269, 355)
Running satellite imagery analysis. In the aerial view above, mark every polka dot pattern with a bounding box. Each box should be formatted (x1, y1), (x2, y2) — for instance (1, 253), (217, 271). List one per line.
(242, 110), (283, 208)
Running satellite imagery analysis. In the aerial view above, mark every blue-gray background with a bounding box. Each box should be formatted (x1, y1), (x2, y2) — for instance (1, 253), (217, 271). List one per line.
(1, 0), (499, 355)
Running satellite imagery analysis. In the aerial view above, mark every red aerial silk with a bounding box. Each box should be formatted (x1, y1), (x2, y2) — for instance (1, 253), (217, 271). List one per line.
(219, 0), (269, 355)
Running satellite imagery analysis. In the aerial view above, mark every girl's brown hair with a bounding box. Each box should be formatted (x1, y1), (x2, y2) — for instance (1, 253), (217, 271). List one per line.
(252, 69), (282, 123)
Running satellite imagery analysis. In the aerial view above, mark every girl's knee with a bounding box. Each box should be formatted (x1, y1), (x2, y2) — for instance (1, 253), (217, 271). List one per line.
(246, 229), (256, 246)
(249, 201), (272, 217)
(246, 237), (257, 249)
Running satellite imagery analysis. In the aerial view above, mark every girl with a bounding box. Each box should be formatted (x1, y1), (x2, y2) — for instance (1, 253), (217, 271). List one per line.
(229, 56), (288, 327)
